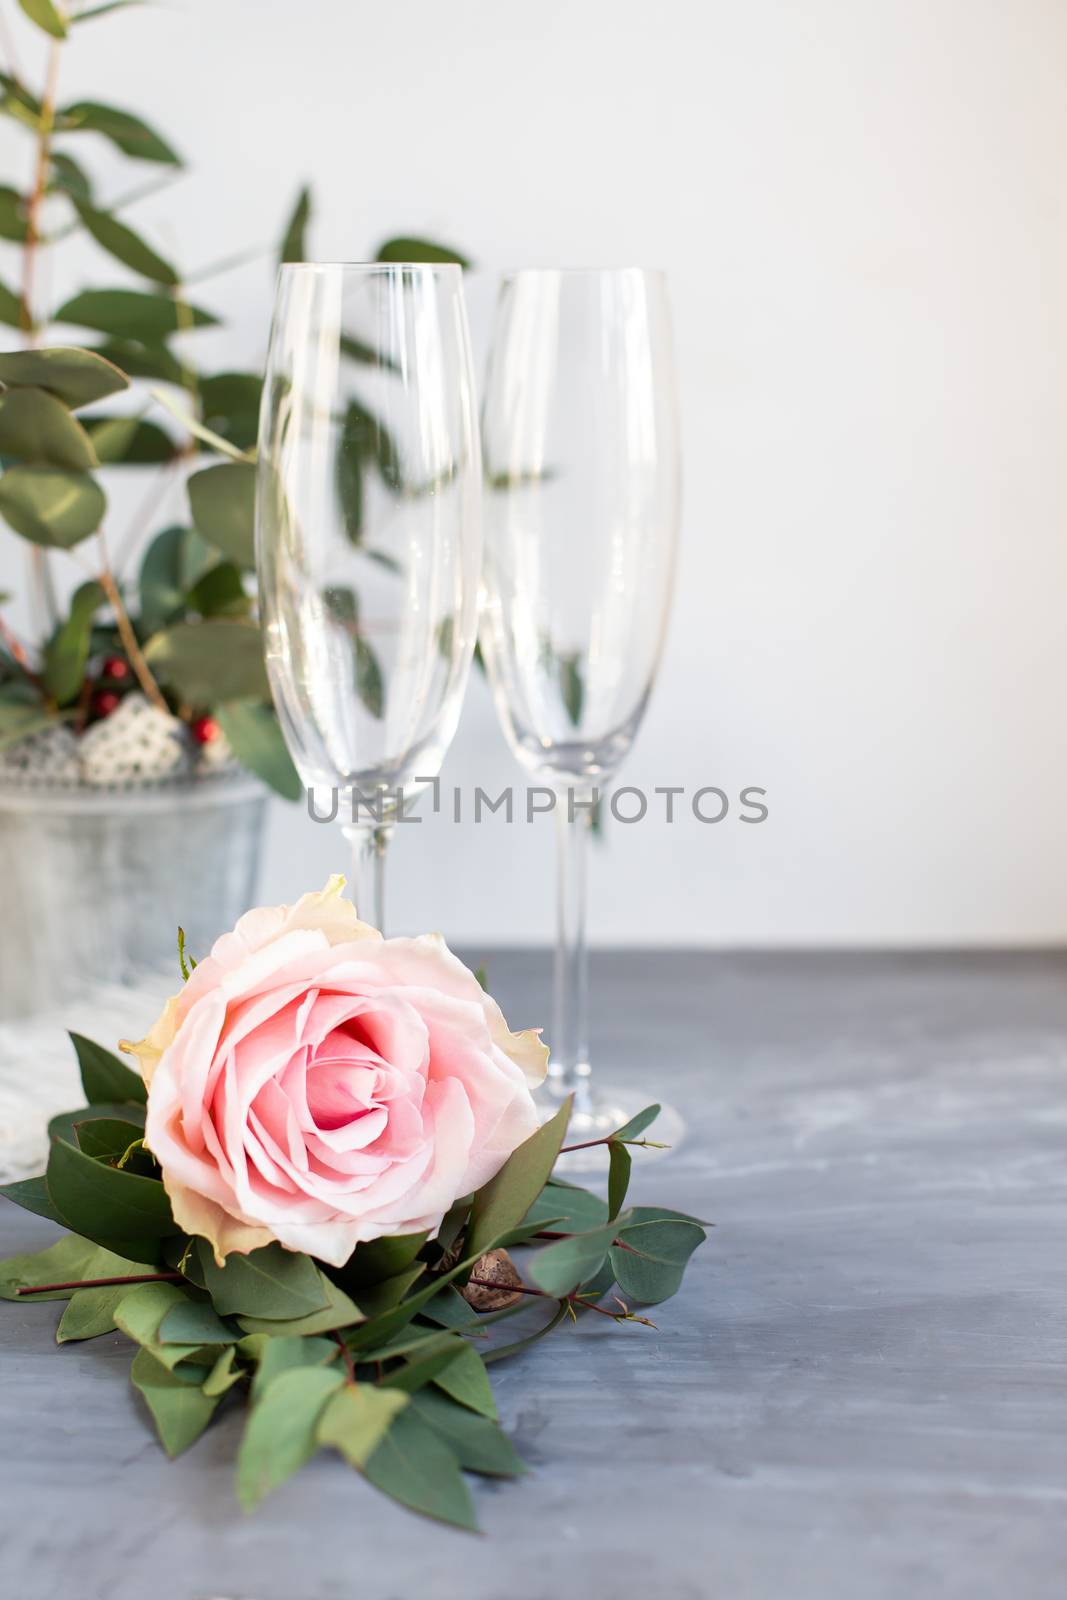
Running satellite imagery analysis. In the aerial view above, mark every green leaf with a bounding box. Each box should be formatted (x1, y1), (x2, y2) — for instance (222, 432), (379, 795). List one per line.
(0, 277), (21, 328)
(157, 1299), (237, 1346)
(380, 1334), (466, 1396)
(375, 237), (470, 268)
(48, 151), (93, 201)
(43, 580), (106, 704)
(0, 699), (55, 752)
(215, 701), (301, 799)
(74, 0), (145, 19)
(186, 561), (250, 619)
(0, 345), (128, 408)
(0, 72), (42, 128)
(350, 1263), (426, 1320)
(610, 1103), (662, 1143)
(237, 1274), (363, 1338)
(58, 100), (181, 164)
(151, 385), (253, 462)
(71, 1031), (148, 1105)
(0, 186), (28, 242)
(528, 1220), (620, 1299)
(0, 387), (98, 469)
(198, 371), (262, 452)
(55, 289), (215, 340)
(91, 337), (183, 385)
(483, 1299), (570, 1364)
(196, 1241), (328, 1320)
(467, 1097), (572, 1258)
(355, 635), (384, 719)
(560, 653), (583, 726)
(131, 1347), (217, 1457)
(0, 1235), (147, 1302)
(610, 1218), (706, 1305)
(138, 523), (215, 634)
(46, 1137), (178, 1262)
(278, 184), (310, 265)
(143, 618), (269, 704)
(0, 465), (105, 547)
(239, 1333), (339, 1402)
(202, 1344), (243, 1397)
(18, 0), (68, 38)
(48, 1100), (144, 1147)
(73, 1117), (149, 1164)
(418, 1284), (478, 1329)
(187, 460), (255, 566)
(362, 1405), (478, 1530)
(411, 1388), (526, 1478)
(343, 1232), (429, 1290)
(336, 401), (365, 543)
(71, 198), (177, 285)
(87, 414), (176, 464)
(114, 1280), (199, 1367)
(521, 1178), (609, 1234)
(56, 1282), (130, 1342)
(318, 1383), (408, 1470)
(607, 1141), (631, 1221)
(236, 1365), (345, 1509)
(432, 1340), (496, 1419)
(0, 1173), (64, 1223)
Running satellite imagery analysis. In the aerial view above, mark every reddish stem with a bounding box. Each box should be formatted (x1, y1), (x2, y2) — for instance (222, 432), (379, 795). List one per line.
(333, 1330), (358, 1384)
(16, 1271), (181, 1296)
(466, 1274), (623, 1321)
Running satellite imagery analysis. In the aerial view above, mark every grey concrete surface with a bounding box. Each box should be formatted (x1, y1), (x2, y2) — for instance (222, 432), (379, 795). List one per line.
(1, 951), (1065, 1600)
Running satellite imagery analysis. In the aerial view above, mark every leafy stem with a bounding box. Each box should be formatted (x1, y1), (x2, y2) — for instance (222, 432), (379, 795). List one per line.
(16, 1271), (182, 1296)
(19, 26), (64, 336)
(95, 531), (169, 713)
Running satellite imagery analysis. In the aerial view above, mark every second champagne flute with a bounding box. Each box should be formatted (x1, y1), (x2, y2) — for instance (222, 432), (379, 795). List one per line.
(480, 267), (682, 1149)
(256, 262), (482, 929)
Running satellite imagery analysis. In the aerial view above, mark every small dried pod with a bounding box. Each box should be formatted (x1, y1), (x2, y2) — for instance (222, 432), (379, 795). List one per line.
(460, 1248), (524, 1312)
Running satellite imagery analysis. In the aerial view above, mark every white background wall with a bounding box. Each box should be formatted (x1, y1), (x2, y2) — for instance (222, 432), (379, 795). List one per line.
(2, 0), (1066, 946)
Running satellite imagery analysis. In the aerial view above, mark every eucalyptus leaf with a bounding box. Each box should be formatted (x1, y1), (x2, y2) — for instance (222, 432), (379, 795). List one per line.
(56, 1283), (130, 1342)
(87, 414), (175, 464)
(157, 1299), (238, 1346)
(186, 561), (250, 619)
(138, 523), (215, 634)
(0, 346), (128, 408)
(520, 1178), (609, 1234)
(0, 465), (105, 548)
(0, 186), (27, 242)
(131, 1347), (217, 1457)
(72, 1030), (146, 1107)
(362, 1405), (478, 1531)
(196, 1241), (328, 1320)
(114, 1280), (199, 1368)
(432, 1340), (497, 1419)
(466, 1097), (572, 1258)
(236, 1364), (345, 1509)
(237, 1274), (363, 1338)
(202, 1345), (243, 1397)
(144, 618), (269, 704)
(411, 1388), (526, 1478)
(199, 371), (262, 452)
(46, 1136), (178, 1261)
(55, 289), (215, 340)
(48, 151), (92, 201)
(48, 1100), (143, 1147)
(0, 277), (21, 327)
(344, 1231), (430, 1289)
(607, 1140), (631, 1220)
(610, 1218), (706, 1305)
(43, 581), (106, 704)
(18, 0), (68, 40)
(187, 461), (255, 566)
(72, 198), (177, 285)
(375, 237), (470, 268)
(239, 1333), (339, 1402)
(58, 100), (181, 164)
(527, 1220), (620, 1299)
(317, 1383), (408, 1470)
(91, 338), (184, 385)
(0, 1173), (63, 1224)
(0, 387), (98, 470)
(355, 635), (384, 719)
(278, 184), (310, 265)
(0, 1235), (146, 1302)
(380, 1334), (466, 1396)
(215, 701), (302, 800)
(610, 1103), (662, 1143)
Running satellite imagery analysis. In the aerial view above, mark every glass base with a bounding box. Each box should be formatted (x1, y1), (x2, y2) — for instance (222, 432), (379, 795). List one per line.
(537, 1082), (686, 1174)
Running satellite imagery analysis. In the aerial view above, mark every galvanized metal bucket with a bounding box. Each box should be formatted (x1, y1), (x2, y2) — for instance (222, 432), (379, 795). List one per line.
(0, 774), (265, 1020)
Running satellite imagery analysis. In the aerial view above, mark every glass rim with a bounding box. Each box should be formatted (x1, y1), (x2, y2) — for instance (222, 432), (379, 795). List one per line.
(498, 265), (667, 279)
(276, 260), (463, 274)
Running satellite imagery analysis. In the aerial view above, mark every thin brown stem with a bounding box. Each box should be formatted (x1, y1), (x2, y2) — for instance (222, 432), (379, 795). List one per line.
(465, 1273), (626, 1321)
(95, 532), (169, 713)
(16, 1271), (181, 1296)
(19, 30), (63, 337)
(333, 1330), (358, 1385)
(0, 613), (44, 691)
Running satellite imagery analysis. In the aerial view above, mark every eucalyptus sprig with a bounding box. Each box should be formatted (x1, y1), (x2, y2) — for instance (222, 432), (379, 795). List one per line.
(0, 1032), (707, 1530)
(0, 1), (467, 791)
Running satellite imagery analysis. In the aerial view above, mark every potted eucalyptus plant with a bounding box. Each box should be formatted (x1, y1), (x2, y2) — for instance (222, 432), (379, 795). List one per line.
(0, 0), (465, 1016)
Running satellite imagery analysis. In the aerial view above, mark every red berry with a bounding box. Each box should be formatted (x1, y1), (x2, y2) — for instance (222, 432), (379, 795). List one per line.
(91, 690), (121, 719)
(191, 715), (221, 746)
(101, 656), (130, 682)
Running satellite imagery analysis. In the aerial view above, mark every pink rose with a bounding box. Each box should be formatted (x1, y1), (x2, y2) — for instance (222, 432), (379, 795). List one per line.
(123, 878), (548, 1267)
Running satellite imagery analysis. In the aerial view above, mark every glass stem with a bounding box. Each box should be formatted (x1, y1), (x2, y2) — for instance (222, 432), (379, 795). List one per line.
(344, 823), (392, 933)
(549, 791), (593, 1115)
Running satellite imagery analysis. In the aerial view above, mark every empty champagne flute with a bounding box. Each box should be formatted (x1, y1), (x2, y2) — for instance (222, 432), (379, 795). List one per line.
(256, 263), (482, 930)
(480, 268), (682, 1152)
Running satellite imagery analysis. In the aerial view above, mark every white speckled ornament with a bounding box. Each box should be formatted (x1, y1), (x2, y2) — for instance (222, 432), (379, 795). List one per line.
(0, 722), (81, 787)
(197, 728), (239, 775)
(78, 693), (190, 785)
